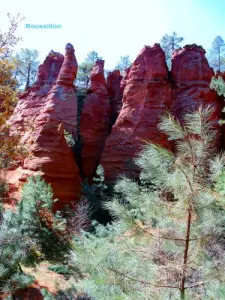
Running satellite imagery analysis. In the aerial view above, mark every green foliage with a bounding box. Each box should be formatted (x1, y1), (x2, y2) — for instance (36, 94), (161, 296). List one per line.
(14, 48), (40, 90)
(82, 165), (112, 224)
(17, 176), (71, 261)
(48, 264), (72, 275)
(210, 75), (225, 97)
(72, 106), (225, 300)
(0, 16), (36, 295)
(215, 170), (225, 205)
(0, 210), (35, 296)
(64, 130), (76, 147)
(160, 31), (184, 69)
(210, 75), (225, 124)
(41, 286), (90, 300)
(0, 176), (8, 199)
(76, 51), (102, 89)
(48, 263), (82, 279)
(0, 15), (28, 171)
(207, 36), (225, 72)
(115, 55), (131, 73)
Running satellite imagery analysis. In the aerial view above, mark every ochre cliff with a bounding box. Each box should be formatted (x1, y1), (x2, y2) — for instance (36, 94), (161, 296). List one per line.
(6, 44), (81, 209)
(4, 43), (223, 205)
(100, 44), (222, 181)
(171, 44), (222, 125)
(106, 70), (123, 122)
(100, 44), (172, 181)
(80, 60), (111, 179)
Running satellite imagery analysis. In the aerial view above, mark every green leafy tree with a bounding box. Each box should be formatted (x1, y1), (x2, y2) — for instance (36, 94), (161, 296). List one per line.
(160, 31), (184, 69)
(0, 13), (24, 58)
(208, 36), (225, 72)
(0, 13), (26, 157)
(0, 14), (27, 198)
(76, 51), (102, 89)
(115, 55), (131, 72)
(14, 48), (40, 90)
(72, 106), (225, 300)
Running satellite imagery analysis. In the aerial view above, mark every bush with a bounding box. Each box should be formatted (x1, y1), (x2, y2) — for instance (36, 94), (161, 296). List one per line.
(17, 176), (71, 261)
(0, 209), (35, 297)
(82, 165), (113, 224)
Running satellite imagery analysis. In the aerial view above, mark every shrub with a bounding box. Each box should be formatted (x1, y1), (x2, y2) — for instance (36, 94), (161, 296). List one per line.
(17, 176), (71, 261)
(0, 209), (35, 297)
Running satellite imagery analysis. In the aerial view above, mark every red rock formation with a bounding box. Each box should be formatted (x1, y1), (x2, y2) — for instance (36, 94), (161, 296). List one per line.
(100, 44), (172, 181)
(171, 44), (221, 121)
(120, 67), (131, 93)
(6, 44), (81, 209)
(107, 70), (123, 121)
(80, 59), (111, 179)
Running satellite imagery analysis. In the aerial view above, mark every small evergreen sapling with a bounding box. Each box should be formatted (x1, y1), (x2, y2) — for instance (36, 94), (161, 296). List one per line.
(82, 165), (111, 224)
(0, 209), (35, 296)
(17, 176), (70, 261)
(72, 106), (225, 300)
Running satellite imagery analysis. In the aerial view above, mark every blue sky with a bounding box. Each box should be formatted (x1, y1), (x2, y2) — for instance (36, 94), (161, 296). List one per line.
(1, 0), (225, 69)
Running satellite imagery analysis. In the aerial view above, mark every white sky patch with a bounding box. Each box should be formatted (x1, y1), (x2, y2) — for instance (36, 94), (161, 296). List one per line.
(1, 0), (225, 69)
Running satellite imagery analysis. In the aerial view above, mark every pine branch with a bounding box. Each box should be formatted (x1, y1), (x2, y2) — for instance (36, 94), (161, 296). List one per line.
(107, 267), (180, 290)
(184, 281), (208, 289)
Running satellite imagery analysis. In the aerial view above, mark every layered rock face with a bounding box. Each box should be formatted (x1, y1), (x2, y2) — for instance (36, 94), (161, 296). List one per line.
(7, 44), (81, 209)
(100, 44), (222, 181)
(120, 67), (131, 94)
(80, 59), (111, 179)
(100, 44), (172, 181)
(171, 44), (222, 124)
(106, 70), (123, 122)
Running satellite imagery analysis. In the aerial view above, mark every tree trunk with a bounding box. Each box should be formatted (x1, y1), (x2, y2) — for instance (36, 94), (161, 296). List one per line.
(180, 206), (192, 299)
(219, 48), (221, 72)
(171, 37), (175, 53)
(25, 62), (31, 91)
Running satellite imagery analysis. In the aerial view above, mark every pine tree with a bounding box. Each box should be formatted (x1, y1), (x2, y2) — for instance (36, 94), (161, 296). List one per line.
(82, 165), (111, 224)
(0, 209), (35, 297)
(17, 176), (70, 261)
(76, 51), (102, 89)
(115, 56), (131, 73)
(160, 31), (184, 69)
(14, 48), (40, 90)
(72, 106), (225, 300)
(208, 36), (225, 72)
